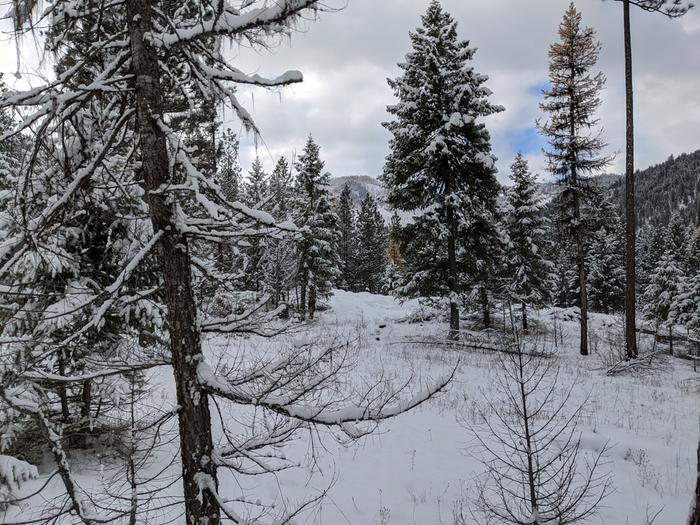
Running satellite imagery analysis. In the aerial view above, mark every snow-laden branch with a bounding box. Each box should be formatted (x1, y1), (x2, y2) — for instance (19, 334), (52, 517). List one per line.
(147, 0), (322, 47)
(199, 357), (457, 434)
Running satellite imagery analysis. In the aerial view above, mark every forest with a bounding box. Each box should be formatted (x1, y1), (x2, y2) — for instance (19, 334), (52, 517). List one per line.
(0, 1), (698, 524)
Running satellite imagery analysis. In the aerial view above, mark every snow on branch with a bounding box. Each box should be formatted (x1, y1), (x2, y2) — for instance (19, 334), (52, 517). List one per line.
(198, 339), (457, 437)
(147, 0), (322, 47)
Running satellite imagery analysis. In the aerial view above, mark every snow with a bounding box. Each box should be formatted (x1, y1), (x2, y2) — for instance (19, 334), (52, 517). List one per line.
(4, 291), (699, 523)
(0, 455), (38, 493)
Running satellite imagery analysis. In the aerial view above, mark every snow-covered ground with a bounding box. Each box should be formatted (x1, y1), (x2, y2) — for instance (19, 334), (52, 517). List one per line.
(5, 291), (699, 524)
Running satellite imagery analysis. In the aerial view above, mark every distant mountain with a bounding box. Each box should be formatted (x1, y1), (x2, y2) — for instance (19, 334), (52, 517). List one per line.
(608, 150), (700, 228)
(330, 153), (700, 231)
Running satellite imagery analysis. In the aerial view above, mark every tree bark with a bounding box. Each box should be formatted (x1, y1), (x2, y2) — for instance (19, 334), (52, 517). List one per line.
(309, 282), (317, 320)
(299, 266), (308, 320)
(623, 0), (638, 359)
(481, 287), (490, 330)
(669, 325), (674, 356)
(125, 3), (220, 524)
(575, 225), (589, 356)
(692, 417), (700, 525)
(445, 176), (459, 340)
(522, 302), (528, 333)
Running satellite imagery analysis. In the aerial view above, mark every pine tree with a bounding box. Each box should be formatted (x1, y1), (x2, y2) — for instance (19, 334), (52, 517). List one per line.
(242, 157), (269, 292)
(336, 184), (357, 290)
(294, 135), (340, 319)
(263, 157), (296, 307)
(538, 2), (611, 356)
(383, 0), (503, 337)
(354, 194), (388, 294)
(587, 197), (625, 314)
(503, 154), (553, 331)
(638, 224), (668, 289)
(244, 157), (269, 208)
(668, 212), (691, 269)
(383, 211), (405, 294)
(671, 272), (700, 338)
(217, 129), (242, 202)
(642, 252), (684, 353)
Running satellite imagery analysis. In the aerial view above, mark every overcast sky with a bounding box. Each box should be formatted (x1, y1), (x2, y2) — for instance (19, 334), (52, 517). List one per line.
(2, 0), (700, 182)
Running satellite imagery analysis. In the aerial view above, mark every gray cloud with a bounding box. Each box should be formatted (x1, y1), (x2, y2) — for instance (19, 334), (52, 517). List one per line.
(2, 1), (699, 183)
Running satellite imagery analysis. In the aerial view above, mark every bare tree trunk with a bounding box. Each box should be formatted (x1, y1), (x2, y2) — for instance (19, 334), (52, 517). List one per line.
(299, 266), (308, 320)
(623, 0), (638, 359)
(576, 230), (589, 356)
(669, 325), (674, 356)
(445, 176), (459, 340)
(481, 287), (491, 330)
(125, 3), (220, 524)
(522, 302), (528, 333)
(692, 417), (700, 525)
(81, 380), (91, 420)
(309, 282), (317, 320)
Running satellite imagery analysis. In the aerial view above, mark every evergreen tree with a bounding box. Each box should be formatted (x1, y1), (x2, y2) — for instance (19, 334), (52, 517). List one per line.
(638, 224), (668, 289)
(667, 212), (690, 269)
(242, 157), (269, 292)
(642, 252), (684, 353)
(336, 184), (357, 290)
(294, 135), (340, 319)
(244, 157), (269, 207)
(587, 197), (625, 314)
(263, 157), (296, 307)
(538, 2), (611, 355)
(217, 128), (242, 202)
(383, 211), (405, 294)
(383, 0), (503, 337)
(503, 154), (553, 331)
(670, 272), (700, 339)
(354, 194), (388, 294)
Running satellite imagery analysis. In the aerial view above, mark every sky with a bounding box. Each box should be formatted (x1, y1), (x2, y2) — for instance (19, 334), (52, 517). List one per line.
(2, 0), (700, 183)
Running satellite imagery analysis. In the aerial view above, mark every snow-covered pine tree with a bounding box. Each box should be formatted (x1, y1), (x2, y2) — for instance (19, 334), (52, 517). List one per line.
(538, 2), (612, 355)
(670, 271), (700, 340)
(668, 212), (691, 270)
(263, 156), (297, 307)
(383, 211), (405, 294)
(354, 193), (388, 294)
(503, 154), (553, 331)
(642, 252), (684, 354)
(587, 197), (625, 315)
(336, 183), (357, 290)
(217, 128), (242, 202)
(294, 135), (340, 319)
(242, 157), (269, 293)
(638, 223), (668, 289)
(383, 0), (503, 338)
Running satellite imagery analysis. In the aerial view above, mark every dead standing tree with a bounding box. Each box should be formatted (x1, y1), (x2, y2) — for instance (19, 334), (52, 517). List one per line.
(459, 333), (612, 525)
(604, 0), (693, 360)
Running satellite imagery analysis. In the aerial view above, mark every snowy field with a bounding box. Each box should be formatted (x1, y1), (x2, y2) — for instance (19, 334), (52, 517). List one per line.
(5, 291), (699, 524)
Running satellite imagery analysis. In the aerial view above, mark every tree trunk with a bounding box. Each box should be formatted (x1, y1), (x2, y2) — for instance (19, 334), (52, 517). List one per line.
(125, 3), (220, 524)
(481, 287), (491, 330)
(57, 351), (70, 422)
(576, 233), (589, 356)
(309, 282), (317, 320)
(445, 177), (459, 340)
(669, 325), (674, 356)
(691, 419), (700, 525)
(522, 302), (528, 333)
(623, 0), (638, 359)
(81, 380), (91, 421)
(299, 266), (308, 321)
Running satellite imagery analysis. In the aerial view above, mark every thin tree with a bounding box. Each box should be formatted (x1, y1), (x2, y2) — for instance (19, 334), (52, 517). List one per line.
(605, 0), (693, 360)
(383, 0), (503, 339)
(462, 329), (612, 524)
(538, 2), (612, 355)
